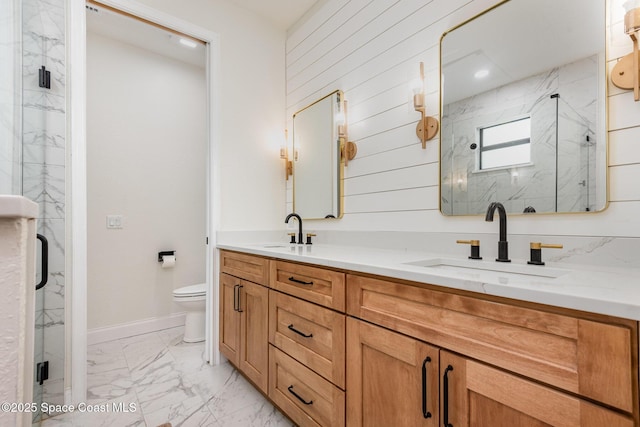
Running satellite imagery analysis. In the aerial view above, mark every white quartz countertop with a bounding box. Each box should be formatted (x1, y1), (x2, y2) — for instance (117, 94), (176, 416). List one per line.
(218, 242), (640, 321)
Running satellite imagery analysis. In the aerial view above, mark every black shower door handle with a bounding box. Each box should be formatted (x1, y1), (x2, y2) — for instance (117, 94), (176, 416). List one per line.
(36, 234), (48, 290)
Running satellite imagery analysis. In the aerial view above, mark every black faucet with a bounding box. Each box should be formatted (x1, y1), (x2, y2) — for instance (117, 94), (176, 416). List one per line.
(285, 213), (303, 244)
(485, 202), (510, 262)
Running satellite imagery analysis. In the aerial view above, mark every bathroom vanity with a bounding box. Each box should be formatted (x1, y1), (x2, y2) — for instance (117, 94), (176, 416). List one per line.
(218, 244), (640, 427)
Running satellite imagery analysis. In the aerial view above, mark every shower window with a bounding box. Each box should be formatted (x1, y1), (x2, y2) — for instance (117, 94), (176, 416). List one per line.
(478, 116), (531, 170)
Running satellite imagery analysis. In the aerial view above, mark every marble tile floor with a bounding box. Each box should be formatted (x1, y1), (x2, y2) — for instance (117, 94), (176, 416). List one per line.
(42, 327), (294, 427)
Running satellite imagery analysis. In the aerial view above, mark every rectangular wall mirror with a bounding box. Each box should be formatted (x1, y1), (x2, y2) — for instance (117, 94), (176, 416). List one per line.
(440, 0), (607, 215)
(293, 90), (343, 219)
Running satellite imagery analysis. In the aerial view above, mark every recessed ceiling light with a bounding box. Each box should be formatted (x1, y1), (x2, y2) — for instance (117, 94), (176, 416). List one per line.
(179, 38), (198, 49)
(474, 69), (489, 79)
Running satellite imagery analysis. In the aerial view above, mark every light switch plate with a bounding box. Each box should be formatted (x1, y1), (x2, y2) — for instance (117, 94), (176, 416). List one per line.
(106, 215), (123, 229)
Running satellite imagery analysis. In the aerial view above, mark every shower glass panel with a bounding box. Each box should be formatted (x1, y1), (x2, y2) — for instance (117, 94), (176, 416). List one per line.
(21, 0), (66, 423)
(20, 0), (46, 424)
(557, 97), (596, 212)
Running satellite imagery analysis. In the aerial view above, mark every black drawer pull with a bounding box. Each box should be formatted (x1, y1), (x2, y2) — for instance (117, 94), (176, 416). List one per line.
(288, 276), (313, 286)
(421, 356), (432, 419)
(444, 365), (454, 427)
(287, 385), (313, 405)
(288, 324), (313, 338)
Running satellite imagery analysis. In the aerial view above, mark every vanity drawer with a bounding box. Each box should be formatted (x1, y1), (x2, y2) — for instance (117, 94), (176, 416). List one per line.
(269, 345), (345, 427)
(346, 274), (638, 414)
(269, 290), (345, 388)
(220, 250), (269, 286)
(270, 260), (345, 311)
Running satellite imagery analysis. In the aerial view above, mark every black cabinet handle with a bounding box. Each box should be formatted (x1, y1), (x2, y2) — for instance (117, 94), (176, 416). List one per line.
(233, 284), (239, 311)
(287, 385), (313, 405)
(237, 285), (243, 312)
(36, 234), (48, 290)
(421, 356), (432, 419)
(287, 324), (313, 338)
(288, 276), (313, 286)
(444, 365), (454, 427)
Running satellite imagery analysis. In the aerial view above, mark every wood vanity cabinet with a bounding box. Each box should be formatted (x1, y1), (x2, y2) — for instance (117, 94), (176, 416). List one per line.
(347, 315), (635, 427)
(219, 251), (269, 393)
(346, 273), (639, 427)
(268, 260), (346, 427)
(219, 250), (639, 427)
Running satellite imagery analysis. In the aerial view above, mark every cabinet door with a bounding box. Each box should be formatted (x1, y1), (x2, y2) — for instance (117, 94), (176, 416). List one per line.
(346, 318), (439, 427)
(440, 351), (634, 427)
(219, 273), (240, 365)
(239, 280), (269, 393)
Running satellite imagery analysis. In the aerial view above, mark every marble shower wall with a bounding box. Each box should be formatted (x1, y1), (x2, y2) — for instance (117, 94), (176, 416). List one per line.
(441, 55), (598, 215)
(21, 0), (66, 408)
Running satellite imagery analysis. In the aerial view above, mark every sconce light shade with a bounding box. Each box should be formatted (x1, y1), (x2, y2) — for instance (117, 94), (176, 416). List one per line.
(338, 99), (357, 166)
(413, 62), (439, 148)
(612, 2), (640, 101)
(282, 129), (293, 180)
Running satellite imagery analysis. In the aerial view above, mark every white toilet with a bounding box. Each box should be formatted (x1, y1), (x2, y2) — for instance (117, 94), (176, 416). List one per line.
(172, 283), (206, 343)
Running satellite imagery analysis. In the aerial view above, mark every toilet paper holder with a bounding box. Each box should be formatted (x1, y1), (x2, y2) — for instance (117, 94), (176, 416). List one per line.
(158, 250), (176, 262)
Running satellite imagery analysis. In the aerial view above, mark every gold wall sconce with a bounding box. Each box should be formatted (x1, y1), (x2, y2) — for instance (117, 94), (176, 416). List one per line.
(280, 129), (293, 180)
(612, 2), (640, 101)
(337, 98), (357, 166)
(413, 62), (439, 148)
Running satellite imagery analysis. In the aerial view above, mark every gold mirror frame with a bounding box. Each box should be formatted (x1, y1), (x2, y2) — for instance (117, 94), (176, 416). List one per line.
(292, 90), (345, 220)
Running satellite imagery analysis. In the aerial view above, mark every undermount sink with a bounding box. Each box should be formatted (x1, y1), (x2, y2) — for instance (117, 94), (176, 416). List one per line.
(404, 257), (570, 280)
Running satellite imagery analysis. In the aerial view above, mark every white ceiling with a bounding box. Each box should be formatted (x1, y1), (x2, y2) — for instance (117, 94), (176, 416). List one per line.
(228, 0), (319, 30)
(442, 0), (604, 103)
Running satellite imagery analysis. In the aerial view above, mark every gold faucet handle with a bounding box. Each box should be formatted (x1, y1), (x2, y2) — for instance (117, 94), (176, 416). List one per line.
(530, 242), (563, 250)
(287, 232), (296, 244)
(457, 239), (480, 246)
(456, 240), (481, 260)
(528, 242), (562, 265)
(305, 233), (316, 245)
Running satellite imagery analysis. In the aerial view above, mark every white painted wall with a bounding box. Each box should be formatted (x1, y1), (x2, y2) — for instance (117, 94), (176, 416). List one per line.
(86, 31), (207, 329)
(136, 0), (288, 231)
(285, 0), (640, 242)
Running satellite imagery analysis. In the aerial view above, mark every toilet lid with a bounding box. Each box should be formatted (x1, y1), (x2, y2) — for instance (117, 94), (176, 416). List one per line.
(173, 283), (206, 297)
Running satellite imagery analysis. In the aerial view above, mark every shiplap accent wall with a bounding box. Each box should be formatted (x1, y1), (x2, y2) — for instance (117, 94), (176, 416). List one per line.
(285, 0), (640, 239)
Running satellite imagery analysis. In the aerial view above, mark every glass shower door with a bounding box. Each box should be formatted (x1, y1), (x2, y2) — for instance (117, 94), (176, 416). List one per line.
(20, 0), (66, 423)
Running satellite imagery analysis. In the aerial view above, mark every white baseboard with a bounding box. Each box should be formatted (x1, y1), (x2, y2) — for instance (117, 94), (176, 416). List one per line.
(87, 312), (186, 345)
